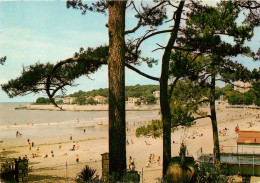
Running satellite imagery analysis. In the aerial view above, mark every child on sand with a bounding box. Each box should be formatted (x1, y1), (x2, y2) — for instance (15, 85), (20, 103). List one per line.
(76, 155), (79, 163)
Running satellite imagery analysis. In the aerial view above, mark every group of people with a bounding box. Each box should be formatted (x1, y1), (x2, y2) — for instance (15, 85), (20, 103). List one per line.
(126, 139), (134, 145)
(219, 127), (229, 136)
(145, 153), (160, 167)
(16, 131), (22, 138)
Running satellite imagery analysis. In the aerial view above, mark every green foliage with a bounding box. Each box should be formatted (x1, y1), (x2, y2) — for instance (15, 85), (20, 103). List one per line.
(76, 165), (99, 183)
(135, 120), (162, 138)
(68, 84), (159, 100)
(0, 56), (6, 65)
(196, 163), (233, 183)
(1, 46), (107, 98)
(135, 100), (141, 105)
(86, 97), (98, 105)
(226, 90), (256, 105)
(143, 93), (156, 104)
(56, 100), (64, 104)
(75, 96), (86, 105)
(35, 97), (51, 104)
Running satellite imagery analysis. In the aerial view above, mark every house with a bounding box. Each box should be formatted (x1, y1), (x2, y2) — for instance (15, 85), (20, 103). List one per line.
(94, 96), (107, 104)
(63, 97), (76, 104)
(233, 81), (251, 93)
(127, 97), (141, 105)
(237, 131), (260, 146)
(54, 95), (65, 102)
(153, 90), (160, 98)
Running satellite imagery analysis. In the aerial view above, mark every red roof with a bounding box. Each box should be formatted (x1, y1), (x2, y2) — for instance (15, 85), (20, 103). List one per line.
(237, 131), (260, 144)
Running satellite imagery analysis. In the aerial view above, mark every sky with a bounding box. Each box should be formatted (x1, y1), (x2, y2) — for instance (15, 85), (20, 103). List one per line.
(0, 1), (259, 102)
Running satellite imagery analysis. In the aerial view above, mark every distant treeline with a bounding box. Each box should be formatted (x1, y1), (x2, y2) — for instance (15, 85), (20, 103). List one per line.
(68, 84), (160, 99)
(35, 84), (259, 106)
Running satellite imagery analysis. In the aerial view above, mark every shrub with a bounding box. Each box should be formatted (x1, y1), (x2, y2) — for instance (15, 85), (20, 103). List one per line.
(195, 163), (233, 183)
(76, 165), (100, 183)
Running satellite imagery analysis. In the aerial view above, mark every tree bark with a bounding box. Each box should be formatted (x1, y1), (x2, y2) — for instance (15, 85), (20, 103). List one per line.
(160, 1), (185, 176)
(209, 75), (221, 167)
(107, 0), (127, 180)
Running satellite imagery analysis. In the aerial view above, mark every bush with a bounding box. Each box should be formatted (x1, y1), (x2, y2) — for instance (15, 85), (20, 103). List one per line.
(195, 163), (233, 183)
(76, 165), (100, 183)
(135, 120), (162, 138)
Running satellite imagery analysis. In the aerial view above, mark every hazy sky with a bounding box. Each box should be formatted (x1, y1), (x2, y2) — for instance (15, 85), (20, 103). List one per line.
(0, 1), (259, 102)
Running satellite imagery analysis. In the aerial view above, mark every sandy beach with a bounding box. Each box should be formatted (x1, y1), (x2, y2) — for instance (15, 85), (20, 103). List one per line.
(1, 107), (260, 183)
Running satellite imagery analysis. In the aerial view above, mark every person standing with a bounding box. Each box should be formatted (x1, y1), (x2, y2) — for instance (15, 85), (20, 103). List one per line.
(76, 155), (79, 163)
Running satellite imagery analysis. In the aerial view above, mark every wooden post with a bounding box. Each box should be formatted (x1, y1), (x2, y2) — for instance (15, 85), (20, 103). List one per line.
(101, 152), (109, 181)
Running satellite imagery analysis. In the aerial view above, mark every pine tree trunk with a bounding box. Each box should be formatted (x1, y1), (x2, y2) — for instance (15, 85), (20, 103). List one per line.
(160, 1), (185, 176)
(209, 75), (221, 167)
(107, 0), (127, 180)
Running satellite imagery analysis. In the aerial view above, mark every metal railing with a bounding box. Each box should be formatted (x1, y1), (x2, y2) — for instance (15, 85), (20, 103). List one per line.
(221, 146), (260, 155)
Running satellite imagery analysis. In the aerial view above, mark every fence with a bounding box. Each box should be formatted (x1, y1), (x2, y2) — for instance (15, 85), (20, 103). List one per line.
(222, 146), (260, 155)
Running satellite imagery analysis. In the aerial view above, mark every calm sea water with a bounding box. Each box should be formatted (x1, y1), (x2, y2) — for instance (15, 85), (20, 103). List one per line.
(0, 103), (160, 140)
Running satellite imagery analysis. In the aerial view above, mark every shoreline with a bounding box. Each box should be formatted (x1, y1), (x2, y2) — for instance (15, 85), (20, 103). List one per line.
(24, 104), (160, 111)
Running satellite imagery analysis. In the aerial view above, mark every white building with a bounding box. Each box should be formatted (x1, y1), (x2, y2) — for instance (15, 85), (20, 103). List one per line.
(94, 96), (107, 104)
(63, 97), (76, 104)
(127, 97), (141, 105)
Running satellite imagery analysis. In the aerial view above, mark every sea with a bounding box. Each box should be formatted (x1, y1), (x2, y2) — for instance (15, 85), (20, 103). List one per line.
(0, 102), (160, 140)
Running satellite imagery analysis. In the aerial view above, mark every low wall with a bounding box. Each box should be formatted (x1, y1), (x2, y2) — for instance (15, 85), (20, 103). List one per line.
(26, 104), (160, 111)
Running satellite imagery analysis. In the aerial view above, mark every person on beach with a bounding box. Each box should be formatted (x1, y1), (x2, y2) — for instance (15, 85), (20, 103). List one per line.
(131, 139), (134, 144)
(235, 124), (239, 133)
(157, 156), (160, 165)
(59, 143), (61, 150)
(76, 142), (79, 150)
(76, 155), (79, 163)
(2, 148), (6, 157)
(44, 154), (48, 158)
(70, 133), (72, 140)
(128, 156), (132, 170)
(37, 147), (40, 153)
(126, 139), (129, 145)
(32, 142), (34, 147)
(27, 138), (30, 144)
(51, 150), (54, 157)
(83, 128), (86, 134)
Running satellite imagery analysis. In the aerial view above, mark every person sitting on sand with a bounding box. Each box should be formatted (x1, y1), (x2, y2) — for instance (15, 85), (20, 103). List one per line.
(157, 156), (160, 165)
(145, 141), (151, 145)
(145, 159), (151, 167)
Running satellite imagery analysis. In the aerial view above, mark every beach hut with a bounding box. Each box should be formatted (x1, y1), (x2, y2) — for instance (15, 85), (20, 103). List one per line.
(236, 131), (260, 154)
